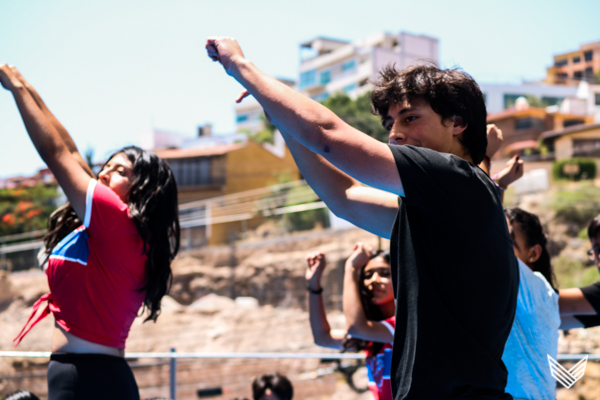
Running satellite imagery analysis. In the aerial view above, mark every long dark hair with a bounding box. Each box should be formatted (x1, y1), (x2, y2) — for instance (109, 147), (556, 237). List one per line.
(505, 207), (555, 289)
(43, 146), (180, 322)
(342, 250), (392, 355)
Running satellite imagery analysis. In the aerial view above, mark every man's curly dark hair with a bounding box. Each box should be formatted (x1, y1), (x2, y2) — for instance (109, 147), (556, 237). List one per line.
(371, 62), (488, 164)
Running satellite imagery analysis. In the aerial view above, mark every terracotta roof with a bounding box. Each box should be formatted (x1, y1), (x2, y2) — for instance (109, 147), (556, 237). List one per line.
(155, 143), (246, 160)
(541, 122), (600, 140)
(487, 107), (547, 121)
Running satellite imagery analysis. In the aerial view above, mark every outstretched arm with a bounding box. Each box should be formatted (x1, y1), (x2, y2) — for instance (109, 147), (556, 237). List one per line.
(280, 128), (397, 238)
(9, 67), (94, 178)
(343, 243), (394, 343)
(0, 64), (90, 219)
(305, 252), (345, 349)
(206, 38), (403, 196)
(559, 288), (596, 316)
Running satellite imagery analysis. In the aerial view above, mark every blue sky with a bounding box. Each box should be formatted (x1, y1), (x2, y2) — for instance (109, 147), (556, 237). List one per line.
(0, 0), (599, 177)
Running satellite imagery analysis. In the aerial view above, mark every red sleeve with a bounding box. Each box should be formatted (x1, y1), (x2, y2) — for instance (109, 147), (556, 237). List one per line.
(386, 316), (395, 328)
(84, 180), (133, 241)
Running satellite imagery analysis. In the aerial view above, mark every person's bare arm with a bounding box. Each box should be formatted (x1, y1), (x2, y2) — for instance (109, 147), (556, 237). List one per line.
(206, 38), (403, 196)
(306, 252), (345, 349)
(0, 64), (90, 219)
(559, 288), (596, 316)
(343, 243), (394, 343)
(280, 129), (398, 238)
(9, 67), (94, 177)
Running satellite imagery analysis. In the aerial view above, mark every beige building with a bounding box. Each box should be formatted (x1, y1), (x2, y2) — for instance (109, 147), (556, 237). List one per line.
(546, 42), (600, 85)
(542, 122), (600, 160)
(487, 102), (593, 158)
(153, 132), (300, 246)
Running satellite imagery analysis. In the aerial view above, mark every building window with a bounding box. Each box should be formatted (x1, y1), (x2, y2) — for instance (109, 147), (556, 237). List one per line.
(515, 117), (544, 130)
(595, 93), (600, 106)
(299, 70), (317, 88)
(169, 157), (222, 187)
(584, 51), (593, 62)
(564, 119), (585, 128)
(573, 139), (600, 157)
(311, 92), (330, 102)
(320, 70), (331, 85)
(573, 56), (581, 64)
(573, 71), (583, 80)
(541, 96), (563, 107)
(504, 94), (524, 109)
(557, 73), (568, 79)
(555, 59), (568, 67)
(342, 59), (356, 72)
(343, 83), (357, 94)
(236, 114), (248, 123)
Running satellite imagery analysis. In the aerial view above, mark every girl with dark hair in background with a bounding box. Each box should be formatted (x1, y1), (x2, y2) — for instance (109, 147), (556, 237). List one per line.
(502, 207), (560, 400)
(305, 243), (394, 400)
(251, 373), (293, 400)
(0, 64), (180, 400)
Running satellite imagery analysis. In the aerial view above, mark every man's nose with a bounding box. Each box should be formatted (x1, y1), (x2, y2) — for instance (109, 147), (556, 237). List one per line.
(389, 127), (407, 145)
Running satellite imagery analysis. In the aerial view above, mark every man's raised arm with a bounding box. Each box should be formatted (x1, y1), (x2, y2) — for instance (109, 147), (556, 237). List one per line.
(280, 128), (397, 238)
(206, 37), (403, 197)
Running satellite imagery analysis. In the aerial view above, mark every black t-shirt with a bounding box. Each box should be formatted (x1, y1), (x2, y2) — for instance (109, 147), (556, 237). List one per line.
(574, 282), (600, 327)
(387, 145), (519, 400)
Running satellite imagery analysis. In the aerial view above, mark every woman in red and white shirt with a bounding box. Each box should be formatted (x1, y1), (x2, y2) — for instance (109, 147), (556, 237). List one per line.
(1, 65), (179, 400)
(306, 243), (395, 400)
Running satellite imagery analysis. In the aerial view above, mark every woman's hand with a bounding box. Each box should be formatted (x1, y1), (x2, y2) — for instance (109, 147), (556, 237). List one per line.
(0, 64), (24, 92)
(486, 124), (504, 159)
(346, 242), (371, 276)
(496, 155), (524, 189)
(306, 252), (326, 291)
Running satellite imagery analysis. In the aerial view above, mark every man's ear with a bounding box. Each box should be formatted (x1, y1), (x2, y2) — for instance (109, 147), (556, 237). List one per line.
(451, 115), (468, 137)
(528, 244), (543, 264)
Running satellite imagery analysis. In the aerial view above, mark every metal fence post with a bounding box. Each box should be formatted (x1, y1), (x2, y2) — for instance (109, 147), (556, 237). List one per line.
(170, 348), (176, 400)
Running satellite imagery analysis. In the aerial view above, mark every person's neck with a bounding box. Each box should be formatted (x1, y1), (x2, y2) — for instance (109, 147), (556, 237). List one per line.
(448, 142), (473, 163)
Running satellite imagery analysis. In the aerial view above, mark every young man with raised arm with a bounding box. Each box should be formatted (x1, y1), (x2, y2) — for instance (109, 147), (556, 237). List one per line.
(206, 37), (518, 400)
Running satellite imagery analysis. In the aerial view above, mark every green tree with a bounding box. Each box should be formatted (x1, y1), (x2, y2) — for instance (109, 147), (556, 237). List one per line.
(321, 93), (389, 142)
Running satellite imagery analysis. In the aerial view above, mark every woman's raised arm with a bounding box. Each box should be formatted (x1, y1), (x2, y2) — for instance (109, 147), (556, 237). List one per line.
(306, 252), (345, 349)
(0, 64), (91, 219)
(9, 66), (94, 178)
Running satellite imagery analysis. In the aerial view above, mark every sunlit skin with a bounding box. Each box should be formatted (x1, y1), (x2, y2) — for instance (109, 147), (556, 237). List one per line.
(98, 153), (134, 203)
(363, 257), (394, 307)
(384, 98), (471, 163)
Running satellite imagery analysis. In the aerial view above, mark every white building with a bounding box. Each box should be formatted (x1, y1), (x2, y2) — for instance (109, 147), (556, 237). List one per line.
(234, 31), (438, 135)
(478, 83), (579, 115)
(298, 32), (438, 101)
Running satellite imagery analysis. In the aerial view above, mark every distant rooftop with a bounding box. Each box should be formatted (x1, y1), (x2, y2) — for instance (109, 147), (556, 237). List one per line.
(300, 37), (350, 56)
